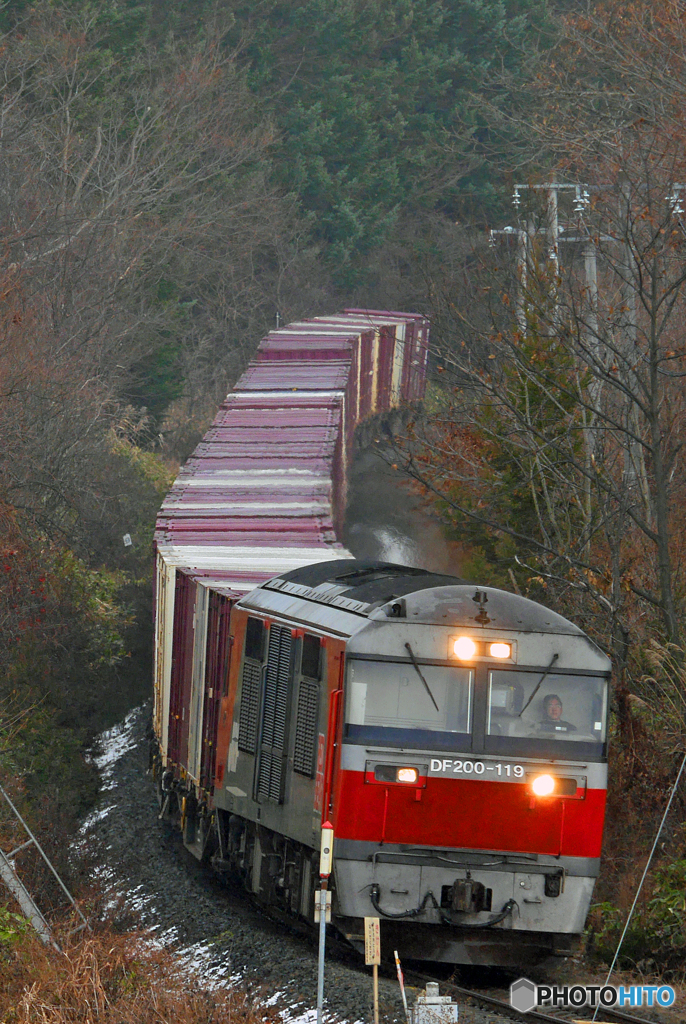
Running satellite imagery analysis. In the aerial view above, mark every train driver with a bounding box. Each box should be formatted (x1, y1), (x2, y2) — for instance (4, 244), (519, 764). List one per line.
(539, 693), (577, 735)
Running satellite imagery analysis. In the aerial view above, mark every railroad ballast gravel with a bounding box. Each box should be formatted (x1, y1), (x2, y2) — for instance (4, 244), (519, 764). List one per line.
(84, 705), (513, 1024)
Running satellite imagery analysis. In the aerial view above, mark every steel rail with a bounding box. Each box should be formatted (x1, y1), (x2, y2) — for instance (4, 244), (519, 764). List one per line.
(255, 889), (665, 1024)
(405, 970), (663, 1024)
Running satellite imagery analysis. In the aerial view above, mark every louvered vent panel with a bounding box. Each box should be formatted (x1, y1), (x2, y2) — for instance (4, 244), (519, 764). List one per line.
(273, 629), (292, 750)
(293, 679), (319, 776)
(257, 625), (292, 802)
(238, 662), (261, 753)
(266, 756), (282, 802)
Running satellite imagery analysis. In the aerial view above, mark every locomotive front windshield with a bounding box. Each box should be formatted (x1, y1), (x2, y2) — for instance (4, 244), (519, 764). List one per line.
(486, 670), (608, 756)
(343, 657), (609, 757)
(344, 659), (473, 750)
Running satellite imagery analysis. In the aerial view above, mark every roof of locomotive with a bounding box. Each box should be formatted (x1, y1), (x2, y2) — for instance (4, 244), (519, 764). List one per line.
(273, 558), (465, 604)
(242, 558), (591, 638)
(238, 559), (611, 672)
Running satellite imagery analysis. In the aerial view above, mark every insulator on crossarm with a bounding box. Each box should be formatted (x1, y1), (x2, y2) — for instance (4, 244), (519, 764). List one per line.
(574, 186), (590, 215)
(666, 189), (684, 215)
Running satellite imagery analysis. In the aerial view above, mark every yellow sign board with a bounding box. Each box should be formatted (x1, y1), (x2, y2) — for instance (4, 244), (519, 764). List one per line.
(364, 916), (381, 965)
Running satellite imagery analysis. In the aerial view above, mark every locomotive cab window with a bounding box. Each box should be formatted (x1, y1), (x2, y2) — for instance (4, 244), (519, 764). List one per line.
(237, 617), (265, 755)
(344, 658), (473, 750)
(244, 616), (265, 661)
(486, 669), (608, 758)
(300, 633), (321, 681)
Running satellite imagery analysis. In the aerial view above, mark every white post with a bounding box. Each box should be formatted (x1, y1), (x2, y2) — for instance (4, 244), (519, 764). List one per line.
(394, 949), (410, 1023)
(316, 821), (334, 1024)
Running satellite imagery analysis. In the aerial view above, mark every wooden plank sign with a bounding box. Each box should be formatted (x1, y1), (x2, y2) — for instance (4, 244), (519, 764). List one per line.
(364, 916), (381, 965)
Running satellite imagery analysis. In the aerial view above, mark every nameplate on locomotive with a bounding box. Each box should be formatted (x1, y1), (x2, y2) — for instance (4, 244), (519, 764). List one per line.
(429, 758), (525, 778)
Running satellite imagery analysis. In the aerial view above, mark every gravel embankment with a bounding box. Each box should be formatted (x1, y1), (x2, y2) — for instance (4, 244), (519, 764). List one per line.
(84, 704), (515, 1024)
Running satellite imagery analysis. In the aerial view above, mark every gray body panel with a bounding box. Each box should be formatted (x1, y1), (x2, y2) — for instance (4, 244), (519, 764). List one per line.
(216, 622), (332, 851)
(334, 855), (595, 933)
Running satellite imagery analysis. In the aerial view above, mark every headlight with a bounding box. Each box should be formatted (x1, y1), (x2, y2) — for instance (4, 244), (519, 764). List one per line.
(448, 636), (516, 661)
(531, 774), (556, 796)
(452, 636), (476, 660)
(374, 765), (419, 784)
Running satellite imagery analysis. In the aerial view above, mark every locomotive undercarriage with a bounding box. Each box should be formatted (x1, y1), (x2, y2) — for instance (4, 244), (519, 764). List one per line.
(334, 848), (592, 966)
(153, 768), (323, 927)
(336, 915), (577, 967)
(212, 807), (319, 922)
(151, 747), (322, 921)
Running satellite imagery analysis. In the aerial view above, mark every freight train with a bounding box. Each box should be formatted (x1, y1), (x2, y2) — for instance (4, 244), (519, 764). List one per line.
(152, 309), (610, 967)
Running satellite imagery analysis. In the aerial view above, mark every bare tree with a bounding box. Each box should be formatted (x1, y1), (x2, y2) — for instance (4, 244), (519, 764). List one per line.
(0, 4), (287, 551)
(391, 2), (686, 674)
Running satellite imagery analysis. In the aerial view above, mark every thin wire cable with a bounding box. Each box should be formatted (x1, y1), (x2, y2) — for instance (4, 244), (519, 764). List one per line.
(591, 747), (686, 1021)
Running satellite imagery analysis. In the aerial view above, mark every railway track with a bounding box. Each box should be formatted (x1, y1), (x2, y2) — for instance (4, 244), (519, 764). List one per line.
(169, 832), (674, 1024)
(247, 878), (671, 1024)
(406, 968), (667, 1024)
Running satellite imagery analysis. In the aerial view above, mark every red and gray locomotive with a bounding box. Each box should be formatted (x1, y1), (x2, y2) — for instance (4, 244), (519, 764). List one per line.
(207, 559), (609, 966)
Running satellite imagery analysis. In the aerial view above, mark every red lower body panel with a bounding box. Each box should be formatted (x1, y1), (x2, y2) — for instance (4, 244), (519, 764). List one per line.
(335, 771), (605, 859)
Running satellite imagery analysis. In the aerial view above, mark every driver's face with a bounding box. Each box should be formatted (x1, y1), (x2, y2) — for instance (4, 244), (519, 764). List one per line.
(547, 699), (563, 720)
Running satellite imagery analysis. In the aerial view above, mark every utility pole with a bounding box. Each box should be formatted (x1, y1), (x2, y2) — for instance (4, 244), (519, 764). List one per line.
(0, 849), (59, 950)
(617, 177), (652, 520)
(493, 182), (601, 554)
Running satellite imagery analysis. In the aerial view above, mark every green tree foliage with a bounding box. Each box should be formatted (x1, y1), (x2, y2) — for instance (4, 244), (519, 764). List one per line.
(229, 0), (550, 277)
(0, 906), (28, 947)
(0, 498), (150, 825)
(589, 861), (686, 977)
(14, 0), (550, 289)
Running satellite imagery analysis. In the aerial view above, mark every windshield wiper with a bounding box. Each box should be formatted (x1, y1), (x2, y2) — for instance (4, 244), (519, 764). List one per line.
(404, 642), (440, 712)
(517, 653), (559, 717)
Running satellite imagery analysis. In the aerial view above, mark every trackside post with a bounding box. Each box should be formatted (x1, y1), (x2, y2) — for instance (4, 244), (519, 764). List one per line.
(365, 916), (381, 1024)
(394, 949), (410, 1023)
(316, 821), (334, 1024)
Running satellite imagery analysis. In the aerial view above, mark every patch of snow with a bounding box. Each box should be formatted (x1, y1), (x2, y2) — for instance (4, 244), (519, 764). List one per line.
(281, 1008), (320, 1024)
(79, 804), (117, 834)
(89, 706), (142, 789)
(172, 944), (361, 1024)
(80, 705), (359, 1024)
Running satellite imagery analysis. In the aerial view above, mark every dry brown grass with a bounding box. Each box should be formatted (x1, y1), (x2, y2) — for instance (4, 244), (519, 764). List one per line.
(0, 923), (276, 1024)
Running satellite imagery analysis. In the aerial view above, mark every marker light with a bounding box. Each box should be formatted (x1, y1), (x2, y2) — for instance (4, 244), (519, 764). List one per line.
(397, 767), (419, 784)
(319, 821), (334, 877)
(531, 774), (556, 797)
(453, 636), (477, 660)
(489, 642), (511, 659)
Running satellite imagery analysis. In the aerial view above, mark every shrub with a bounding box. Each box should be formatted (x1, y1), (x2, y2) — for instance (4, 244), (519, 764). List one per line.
(587, 862), (686, 978)
(0, 924), (277, 1024)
